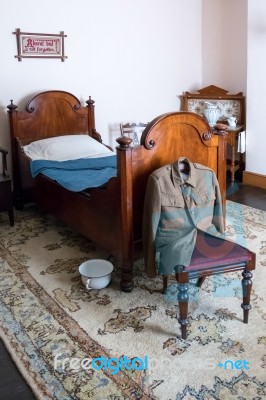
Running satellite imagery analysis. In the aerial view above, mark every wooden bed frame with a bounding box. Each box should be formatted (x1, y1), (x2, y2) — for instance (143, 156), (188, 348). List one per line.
(7, 90), (227, 292)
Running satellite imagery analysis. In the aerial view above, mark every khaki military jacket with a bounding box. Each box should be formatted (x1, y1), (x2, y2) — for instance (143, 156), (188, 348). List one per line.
(143, 157), (224, 277)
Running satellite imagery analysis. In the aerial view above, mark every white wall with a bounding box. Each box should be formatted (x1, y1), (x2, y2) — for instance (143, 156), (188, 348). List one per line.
(2, 1), (264, 178)
(202, 0), (247, 94)
(202, 0), (266, 177)
(246, 0), (266, 175)
(0, 0), (202, 162)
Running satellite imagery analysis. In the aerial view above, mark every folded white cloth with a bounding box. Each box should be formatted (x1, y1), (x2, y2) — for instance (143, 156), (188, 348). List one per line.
(237, 131), (246, 153)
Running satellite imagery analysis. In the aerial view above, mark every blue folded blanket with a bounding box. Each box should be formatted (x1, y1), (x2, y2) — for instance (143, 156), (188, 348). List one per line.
(30, 155), (117, 192)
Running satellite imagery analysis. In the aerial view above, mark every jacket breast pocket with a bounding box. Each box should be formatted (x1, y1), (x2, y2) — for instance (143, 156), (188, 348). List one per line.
(160, 194), (185, 231)
(191, 190), (216, 205)
(161, 193), (185, 209)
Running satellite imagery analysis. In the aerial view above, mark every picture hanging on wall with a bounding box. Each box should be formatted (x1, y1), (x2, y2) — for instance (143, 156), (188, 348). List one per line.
(13, 28), (67, 61)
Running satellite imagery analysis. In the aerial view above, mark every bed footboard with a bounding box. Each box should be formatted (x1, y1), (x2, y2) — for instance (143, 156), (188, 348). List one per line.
(117, 112), (226, 291)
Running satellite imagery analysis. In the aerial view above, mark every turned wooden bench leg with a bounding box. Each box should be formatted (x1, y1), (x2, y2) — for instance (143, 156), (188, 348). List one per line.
(176, 270), (189, 340)
(241, 270), (253, 323)
(195, 276), (206, 288)
(162, 275), (169, 293)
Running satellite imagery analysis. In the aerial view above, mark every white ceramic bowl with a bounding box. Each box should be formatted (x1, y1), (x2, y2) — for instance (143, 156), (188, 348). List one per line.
(79, 259), (113, 290)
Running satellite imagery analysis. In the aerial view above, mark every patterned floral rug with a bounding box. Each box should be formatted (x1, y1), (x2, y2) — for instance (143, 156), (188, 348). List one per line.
(0, 201), (265, 400)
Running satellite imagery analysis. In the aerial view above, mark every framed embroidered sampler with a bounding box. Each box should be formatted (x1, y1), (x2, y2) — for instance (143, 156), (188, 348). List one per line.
(13, 29), (67, 61)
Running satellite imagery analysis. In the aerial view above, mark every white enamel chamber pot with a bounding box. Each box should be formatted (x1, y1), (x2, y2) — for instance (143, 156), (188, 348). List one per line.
(79, 259), (114, 290)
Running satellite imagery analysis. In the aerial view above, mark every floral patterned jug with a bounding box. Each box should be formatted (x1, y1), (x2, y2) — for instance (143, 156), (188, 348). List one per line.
(203, 102), (221, 127)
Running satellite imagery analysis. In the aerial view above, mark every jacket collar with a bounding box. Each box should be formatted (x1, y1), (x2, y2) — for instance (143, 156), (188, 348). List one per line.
(171, 157), (197, 188)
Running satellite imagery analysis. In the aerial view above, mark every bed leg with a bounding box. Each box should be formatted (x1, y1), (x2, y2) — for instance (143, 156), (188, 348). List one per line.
(120, 266), (134, 292)
(14, 192), (24, 210)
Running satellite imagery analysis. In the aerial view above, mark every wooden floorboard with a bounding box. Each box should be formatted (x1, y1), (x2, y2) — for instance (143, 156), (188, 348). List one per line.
(0, 182), (266, 398)
(226, 183), (266, 211)
(0, 340), (36, 399)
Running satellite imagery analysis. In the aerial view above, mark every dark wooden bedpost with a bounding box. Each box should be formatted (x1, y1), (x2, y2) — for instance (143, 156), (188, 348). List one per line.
(116, 136), (134, 292)
(7, 100), (23, 209)
(86, 96), (102, 143)
(85, 96), (95, 133)
(213, 126), (227, 216)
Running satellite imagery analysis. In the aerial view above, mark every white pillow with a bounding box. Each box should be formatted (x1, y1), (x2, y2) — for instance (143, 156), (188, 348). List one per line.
(23, 134), (113, 161)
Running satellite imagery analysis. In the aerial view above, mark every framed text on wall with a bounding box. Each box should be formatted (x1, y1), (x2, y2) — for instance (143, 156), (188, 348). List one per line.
(13, 29), (67, 61)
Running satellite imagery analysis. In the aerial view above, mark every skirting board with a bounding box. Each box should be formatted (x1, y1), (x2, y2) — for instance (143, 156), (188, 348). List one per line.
(243, 170), (266, 189)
